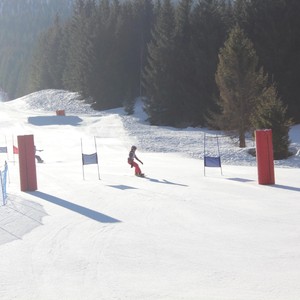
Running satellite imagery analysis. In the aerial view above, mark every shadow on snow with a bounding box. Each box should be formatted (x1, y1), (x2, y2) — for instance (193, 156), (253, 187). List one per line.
(146, 177), (188, 187)
(107, 185), (137, 190)
(28, 115), (82, 126)
(29, 191), (121, 223)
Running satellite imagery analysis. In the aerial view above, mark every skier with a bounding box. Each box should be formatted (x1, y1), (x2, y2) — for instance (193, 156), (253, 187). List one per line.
(128, 145), (144, 177)
(35, 146), (44, 163)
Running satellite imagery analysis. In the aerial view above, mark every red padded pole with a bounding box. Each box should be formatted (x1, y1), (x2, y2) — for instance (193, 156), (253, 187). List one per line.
(18, 135), (37, 191)
(255, 129), (275, 185)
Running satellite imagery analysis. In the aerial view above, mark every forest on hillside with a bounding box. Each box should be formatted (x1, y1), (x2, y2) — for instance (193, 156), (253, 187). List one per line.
(1, 0), (300, 132)
(0, 0), (74, 99)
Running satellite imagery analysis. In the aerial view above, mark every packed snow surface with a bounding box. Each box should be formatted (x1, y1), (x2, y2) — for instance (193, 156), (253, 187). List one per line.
(0, 89), (300, 300)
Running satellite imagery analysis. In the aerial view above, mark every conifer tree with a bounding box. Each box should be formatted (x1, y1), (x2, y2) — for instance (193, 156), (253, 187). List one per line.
(63, 0), (97, 99)
(30, 15), (65, 91)
(30, 31), (54, 92)
(121, 0), (155, 114)
(190, 0), (230, 125)
(0, 0), (73, 99)
(116, 1), (138, 109)
(91, 0), (123, 109)
(235, 0), (300, 122)
(214, 25), (265, 147)
(172, 0), (196, 126)
(251, 84), (293, 160)
(143, 0), (177, 125)
(133, 0), (155, 98)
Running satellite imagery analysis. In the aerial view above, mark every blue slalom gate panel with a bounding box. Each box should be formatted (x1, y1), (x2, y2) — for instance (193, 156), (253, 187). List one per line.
(82, 153), (98, 165)
(204, 156), (221, 168)
(203, 133), (223, 175)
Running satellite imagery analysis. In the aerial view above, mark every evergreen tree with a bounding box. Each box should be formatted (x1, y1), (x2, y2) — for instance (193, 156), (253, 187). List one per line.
(116, 1), (140, 109)
(45, 15), (66, 90)
(63, 0), (97, 99)
(282, 0), (300, 122)
(233, 0), (249, 28)
(251, 84), (293, 160)
(190, 0), (230, 125)
(235, 0), (300, 122)
(214, 25), (265, 148)
(0, 0), (73, 99)
(122, 0), (155, 114)
(30, 15), (65, 91)
(143, 0), (177, 125)
(30, 31), (53, 92)
(91, 0), (123, 109)
(172, 0), (197, 126)
(132, 0), (155, 98)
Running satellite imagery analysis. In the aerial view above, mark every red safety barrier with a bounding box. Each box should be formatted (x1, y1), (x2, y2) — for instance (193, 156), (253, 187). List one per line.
(18, 135), (37, 191)
(255, 129), (275, 185)
(56, 109), (65, 116)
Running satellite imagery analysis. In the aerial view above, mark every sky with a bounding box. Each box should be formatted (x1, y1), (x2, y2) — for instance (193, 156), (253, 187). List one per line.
(0, 89), (300, 300)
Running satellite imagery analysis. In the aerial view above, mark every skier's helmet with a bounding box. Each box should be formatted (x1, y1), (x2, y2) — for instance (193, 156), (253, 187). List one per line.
(131, 145), (137, 150)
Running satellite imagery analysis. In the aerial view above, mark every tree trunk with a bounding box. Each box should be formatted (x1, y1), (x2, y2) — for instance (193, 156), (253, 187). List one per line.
(239, 131), (246, 148)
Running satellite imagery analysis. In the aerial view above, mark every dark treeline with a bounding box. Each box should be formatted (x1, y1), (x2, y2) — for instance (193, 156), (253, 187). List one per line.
(31, 0), (155, 111)
(30, 0), (300, 126)
(0, 0), (74, 100)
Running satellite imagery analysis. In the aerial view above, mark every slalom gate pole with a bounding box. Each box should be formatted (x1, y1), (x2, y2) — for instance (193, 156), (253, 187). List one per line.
(203, 133), (206, 176)
(5, 135), (9, 161)
(81, 138), (85, 180)
(0, 169), (3, 205)
(94, 136), (100, 180)
(216, 135), (223, 175)
(12, 134), (15, 164)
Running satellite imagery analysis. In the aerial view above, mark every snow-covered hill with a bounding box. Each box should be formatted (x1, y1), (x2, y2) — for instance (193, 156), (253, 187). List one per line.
(6, 89), (300, 167)
(0, 90), (300, 300)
